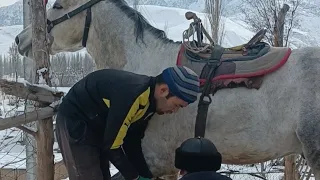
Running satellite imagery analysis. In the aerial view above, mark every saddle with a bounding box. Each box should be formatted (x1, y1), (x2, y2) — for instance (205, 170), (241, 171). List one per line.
(177, 12), (291, 137)
(177, 12), (291, 94)
(178, 12), (292, 138)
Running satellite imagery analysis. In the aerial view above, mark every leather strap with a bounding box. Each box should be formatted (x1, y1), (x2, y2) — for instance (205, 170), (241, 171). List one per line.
(82, 8), (92, 47)
(194, 46), (224, 137)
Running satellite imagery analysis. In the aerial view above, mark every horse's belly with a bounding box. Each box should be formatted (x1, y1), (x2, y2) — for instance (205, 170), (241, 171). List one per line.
(221, 152), (276, 164)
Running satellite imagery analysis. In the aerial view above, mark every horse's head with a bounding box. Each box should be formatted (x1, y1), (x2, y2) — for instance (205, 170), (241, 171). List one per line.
(15, 0), (100, 59)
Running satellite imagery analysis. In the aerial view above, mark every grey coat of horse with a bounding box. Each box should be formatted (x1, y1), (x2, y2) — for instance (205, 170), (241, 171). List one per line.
(15, 0), (320, 179)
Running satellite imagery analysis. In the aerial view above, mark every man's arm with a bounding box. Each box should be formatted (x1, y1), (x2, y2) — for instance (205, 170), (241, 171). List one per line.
(122, 120), (153, 178)
(109, 147), (140, 179)
(102, 87), (151, 179)
(101, 93), (141, 180)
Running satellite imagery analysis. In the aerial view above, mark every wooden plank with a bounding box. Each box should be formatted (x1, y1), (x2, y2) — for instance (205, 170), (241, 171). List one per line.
(0, 107), (55, 130)
(0, 79), (64, 103)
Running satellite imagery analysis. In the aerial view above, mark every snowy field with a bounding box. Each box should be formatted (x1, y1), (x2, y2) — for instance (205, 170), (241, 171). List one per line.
(0, 4), (315, 180)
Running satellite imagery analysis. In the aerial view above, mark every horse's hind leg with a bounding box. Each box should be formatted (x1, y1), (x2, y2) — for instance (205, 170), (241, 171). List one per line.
(296, 113), (320, 180)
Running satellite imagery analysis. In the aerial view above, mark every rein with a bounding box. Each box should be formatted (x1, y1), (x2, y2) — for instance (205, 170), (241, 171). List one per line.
(46, 0), (103, 47)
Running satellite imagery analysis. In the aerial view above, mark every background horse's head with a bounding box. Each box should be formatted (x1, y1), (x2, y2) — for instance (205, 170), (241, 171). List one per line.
(15, 0), (101, 59)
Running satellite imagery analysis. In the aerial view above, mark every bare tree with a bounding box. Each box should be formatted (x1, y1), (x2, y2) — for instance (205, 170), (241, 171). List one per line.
(0, 55), (3, 78)
(51, 53), (68, 86)
(82, 53), (96, 77)
(8, 42), (21, 82)
(204, 0), (226, 45)
(240, 0), (301, 47)
(133, 0), (139, 10)
(163, 21), (169, 35)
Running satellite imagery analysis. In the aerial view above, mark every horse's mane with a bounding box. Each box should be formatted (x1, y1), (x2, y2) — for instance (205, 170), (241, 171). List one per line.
(110, 0), (180, 44)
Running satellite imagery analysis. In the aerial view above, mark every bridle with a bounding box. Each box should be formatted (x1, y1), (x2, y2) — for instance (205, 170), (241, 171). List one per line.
(46, 0), (103, 47)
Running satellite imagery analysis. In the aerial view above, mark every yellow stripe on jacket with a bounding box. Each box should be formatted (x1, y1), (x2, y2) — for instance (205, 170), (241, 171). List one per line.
(110, 87), (150, 149)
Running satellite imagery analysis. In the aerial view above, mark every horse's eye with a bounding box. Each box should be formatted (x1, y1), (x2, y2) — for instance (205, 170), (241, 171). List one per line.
(53, 2), (63, 9)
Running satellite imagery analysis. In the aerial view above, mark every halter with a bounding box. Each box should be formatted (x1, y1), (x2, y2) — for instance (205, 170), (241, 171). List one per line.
(46, 0), (103, 47)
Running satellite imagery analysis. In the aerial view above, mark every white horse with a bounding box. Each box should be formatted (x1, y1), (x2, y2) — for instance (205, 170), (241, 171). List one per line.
(15, 0), (320, 179)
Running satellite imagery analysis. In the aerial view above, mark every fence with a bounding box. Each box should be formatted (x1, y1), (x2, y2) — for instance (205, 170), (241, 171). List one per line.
(0, 124), (68, 180)
(295, 156), (314, 180)
(219, 162), (285, 180)
(0, 91), (66, 180)
(0, 161), (67, 180)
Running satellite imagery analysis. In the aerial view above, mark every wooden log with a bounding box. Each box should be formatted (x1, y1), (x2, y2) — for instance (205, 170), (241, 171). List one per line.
(0, 79), (64, 103)
(0, 106), (55, 130)
(31, 0), (54, 178)
(284, 154), (299, 180)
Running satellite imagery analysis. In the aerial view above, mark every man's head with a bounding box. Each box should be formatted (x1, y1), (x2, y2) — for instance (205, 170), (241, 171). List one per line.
(174, 137), (222, 175)
(153, 66), (200, 115)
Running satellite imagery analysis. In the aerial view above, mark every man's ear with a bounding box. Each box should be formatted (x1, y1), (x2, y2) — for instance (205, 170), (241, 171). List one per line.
(179, 170), (186, 176)
(157, 84), (169, 97)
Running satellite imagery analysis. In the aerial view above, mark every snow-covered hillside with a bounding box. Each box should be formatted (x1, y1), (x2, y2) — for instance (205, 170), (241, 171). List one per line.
(0, 5), (257, 55)
(0, 0), (20, 7)
(0, 25), (23, 55)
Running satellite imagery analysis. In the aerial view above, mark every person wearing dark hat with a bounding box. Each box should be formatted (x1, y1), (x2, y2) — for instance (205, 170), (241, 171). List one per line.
(175, 137), (233, 180)
(55, 66), (200, 180)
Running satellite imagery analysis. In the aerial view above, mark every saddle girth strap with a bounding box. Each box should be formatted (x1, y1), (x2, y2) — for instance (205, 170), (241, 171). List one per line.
(194, 45), (224, 138)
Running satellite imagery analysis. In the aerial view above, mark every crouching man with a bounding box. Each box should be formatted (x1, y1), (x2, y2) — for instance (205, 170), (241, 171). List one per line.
(174, 137), (233, 180)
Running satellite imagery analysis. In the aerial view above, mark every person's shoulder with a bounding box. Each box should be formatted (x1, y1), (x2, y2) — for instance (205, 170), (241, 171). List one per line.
(99, 69), (152, 97)
(90, 69), (151, 87)
(180, 171), (233, 180)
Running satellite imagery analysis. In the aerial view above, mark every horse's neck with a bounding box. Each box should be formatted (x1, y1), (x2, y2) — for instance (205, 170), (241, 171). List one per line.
(122, 35), (182, 76)
(86, 2), (181, 75)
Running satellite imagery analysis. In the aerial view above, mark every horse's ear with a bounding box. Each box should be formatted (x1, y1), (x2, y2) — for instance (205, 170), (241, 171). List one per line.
(52, 2), (63, 9)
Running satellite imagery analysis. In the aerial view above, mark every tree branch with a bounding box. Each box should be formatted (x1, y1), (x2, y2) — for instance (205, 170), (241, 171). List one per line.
(0, 106), (55, 130)
(0, 79), (64, 104)
(17, 125), (37, 137)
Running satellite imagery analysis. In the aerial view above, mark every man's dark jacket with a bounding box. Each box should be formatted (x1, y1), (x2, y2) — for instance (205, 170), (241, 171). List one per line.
(58, 68), (156, 179)
(180, 171), (233, 180)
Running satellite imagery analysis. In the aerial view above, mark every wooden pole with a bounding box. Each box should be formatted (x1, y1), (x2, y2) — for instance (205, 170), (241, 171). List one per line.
(274, 4), (290, 47)
(30, 0), (54, 179)
(284, 154), (299, 180)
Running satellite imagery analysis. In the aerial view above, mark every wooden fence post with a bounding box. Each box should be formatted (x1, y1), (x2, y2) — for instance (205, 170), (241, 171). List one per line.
(30, 0), (54, 179)
(284, 155), (299, 180)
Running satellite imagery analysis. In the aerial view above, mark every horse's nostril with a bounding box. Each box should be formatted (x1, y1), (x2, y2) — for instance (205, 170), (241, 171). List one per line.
(15, 36), (20, 45)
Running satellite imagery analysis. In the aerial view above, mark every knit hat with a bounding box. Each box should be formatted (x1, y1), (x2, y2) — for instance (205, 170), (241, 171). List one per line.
(174, 137), (222, 173)
(161, 66), (200, 104)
